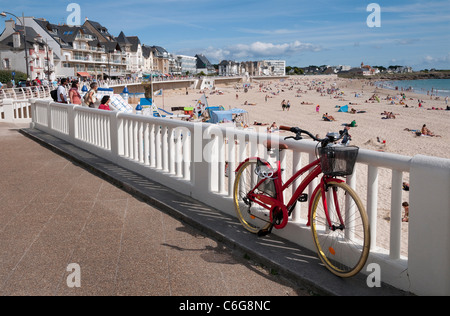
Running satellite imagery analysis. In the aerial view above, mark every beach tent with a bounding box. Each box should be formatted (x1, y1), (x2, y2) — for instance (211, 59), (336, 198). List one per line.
(195, 94), (209, 115)
(211, 111), (233, 124)
(229, 108), (248, 114)
(338, 105), (349, 113)
(205, 106), (225, 118)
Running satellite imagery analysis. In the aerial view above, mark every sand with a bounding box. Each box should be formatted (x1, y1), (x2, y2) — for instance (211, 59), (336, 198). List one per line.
(149, 75), (450, 257)
(157, 75), (449, 159)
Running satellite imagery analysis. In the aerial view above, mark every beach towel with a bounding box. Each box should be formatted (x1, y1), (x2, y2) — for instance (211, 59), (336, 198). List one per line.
(109, 95), (133, 113)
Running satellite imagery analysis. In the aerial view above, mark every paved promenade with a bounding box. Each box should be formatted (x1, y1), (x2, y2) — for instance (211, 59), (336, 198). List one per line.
(0, 123), (308, 296)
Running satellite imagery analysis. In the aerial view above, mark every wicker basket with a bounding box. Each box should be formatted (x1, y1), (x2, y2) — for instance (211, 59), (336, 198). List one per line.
(318, 146), (359, 177)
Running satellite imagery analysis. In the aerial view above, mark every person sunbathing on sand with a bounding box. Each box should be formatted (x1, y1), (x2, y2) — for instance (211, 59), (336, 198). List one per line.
(381, 111), (396, 119)
(421, 124), (441, 137)
(253, 121), (269, 126)
(322, 113), (336, 121)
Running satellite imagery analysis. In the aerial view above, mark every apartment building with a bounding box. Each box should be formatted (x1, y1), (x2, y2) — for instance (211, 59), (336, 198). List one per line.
(116, 32), (145, 77)
(261, 60), (286, 76)
(218, 60), (240, 76)
(0, 19), (55, 80)
(151, 46), (169, 74)
(196, 54), (215, 74)
(177, 55), (197, 75)
(2, 17), (254, 80)
(168, 53), (181, 75)
(16, 17), (128, 79)
(218, 60), (286, 77)
(83, 19), (128, 77)
(142, 45), (154, 74)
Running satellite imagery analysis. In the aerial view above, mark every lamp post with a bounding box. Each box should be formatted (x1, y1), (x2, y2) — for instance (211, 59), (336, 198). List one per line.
(0, 11), (30, 79)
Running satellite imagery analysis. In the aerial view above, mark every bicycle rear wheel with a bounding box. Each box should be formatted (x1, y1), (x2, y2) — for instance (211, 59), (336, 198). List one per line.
(233, 160), (273, 234)
(310, 180), (370, 278)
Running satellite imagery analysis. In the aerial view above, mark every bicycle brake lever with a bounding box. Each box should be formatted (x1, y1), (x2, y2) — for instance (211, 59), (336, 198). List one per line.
(284, 136), (303, 141)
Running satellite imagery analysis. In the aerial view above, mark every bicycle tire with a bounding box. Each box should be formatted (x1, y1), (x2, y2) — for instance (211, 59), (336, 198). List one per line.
(233, 160), (273, 234)
(310, 180), (370, 278)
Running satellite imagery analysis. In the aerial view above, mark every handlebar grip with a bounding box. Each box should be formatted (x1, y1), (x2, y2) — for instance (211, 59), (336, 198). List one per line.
(280, 126), (293, 132)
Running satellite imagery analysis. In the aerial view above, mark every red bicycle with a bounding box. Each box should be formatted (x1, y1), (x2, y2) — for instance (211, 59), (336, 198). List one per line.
(233, 126), (370, 277)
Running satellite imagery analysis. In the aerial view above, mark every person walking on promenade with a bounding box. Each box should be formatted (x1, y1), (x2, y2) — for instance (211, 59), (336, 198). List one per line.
(69, 81), (82, 105)
(57, 78), (68, 104)
(85, 82), (98, 108)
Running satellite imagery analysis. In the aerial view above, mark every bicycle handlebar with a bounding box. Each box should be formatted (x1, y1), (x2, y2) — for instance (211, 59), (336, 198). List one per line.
(281, 126), (350, 146)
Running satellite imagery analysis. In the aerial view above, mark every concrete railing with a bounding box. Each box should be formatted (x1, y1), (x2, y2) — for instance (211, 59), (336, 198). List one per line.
(0, 86), (52, 104)
(28, 99), (450, 295)
(0, 98), (34, 123)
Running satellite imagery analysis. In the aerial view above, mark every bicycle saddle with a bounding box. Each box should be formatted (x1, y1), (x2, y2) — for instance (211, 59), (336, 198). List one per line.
(263, 140), (289, 151)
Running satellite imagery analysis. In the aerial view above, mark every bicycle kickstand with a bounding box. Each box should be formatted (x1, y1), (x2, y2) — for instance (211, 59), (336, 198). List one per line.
(258, 224), (274, 237)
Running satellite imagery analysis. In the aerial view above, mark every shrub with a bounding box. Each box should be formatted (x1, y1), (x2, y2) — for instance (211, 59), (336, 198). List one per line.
(0, 70), (27, 84)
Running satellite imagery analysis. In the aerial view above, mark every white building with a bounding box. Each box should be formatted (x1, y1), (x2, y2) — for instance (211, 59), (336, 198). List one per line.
(141, 45), (154, 74)
(116, 32), (144, 77)
(0, 19), (55, 80)
(262, 60), (286, 76)
(177, 55), (197, 75)
(218, 60), (240, 76)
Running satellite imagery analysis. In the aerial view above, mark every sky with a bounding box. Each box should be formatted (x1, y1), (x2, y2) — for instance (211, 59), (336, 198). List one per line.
(1, 0), (449, 70)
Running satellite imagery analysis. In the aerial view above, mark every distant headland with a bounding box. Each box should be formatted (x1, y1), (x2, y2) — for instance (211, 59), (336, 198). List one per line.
(338, 70), (450, 81)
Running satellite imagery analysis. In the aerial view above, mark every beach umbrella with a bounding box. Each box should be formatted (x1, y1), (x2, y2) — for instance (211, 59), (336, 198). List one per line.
(136, 103), (143, 115)
(122, 86), (129, 104)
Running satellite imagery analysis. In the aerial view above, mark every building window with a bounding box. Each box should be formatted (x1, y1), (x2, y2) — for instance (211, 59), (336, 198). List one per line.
(2, 58), (11, 70)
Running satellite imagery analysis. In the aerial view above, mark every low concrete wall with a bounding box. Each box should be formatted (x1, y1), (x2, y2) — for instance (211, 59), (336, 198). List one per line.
(251, 76), (289, 81)
(214, 77), (243, 87)
(408, 155), (450, 295)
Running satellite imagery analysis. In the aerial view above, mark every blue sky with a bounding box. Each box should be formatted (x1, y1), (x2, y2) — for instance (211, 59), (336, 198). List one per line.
(2, 0), (449, 70)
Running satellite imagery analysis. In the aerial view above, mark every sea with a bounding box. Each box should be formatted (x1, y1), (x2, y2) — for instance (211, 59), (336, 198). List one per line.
(376, 79), (450, 97)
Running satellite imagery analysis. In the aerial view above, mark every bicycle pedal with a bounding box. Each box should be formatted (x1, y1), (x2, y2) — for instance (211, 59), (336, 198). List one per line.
(257, 229), (272, 237)
(298, 194), (308, 203)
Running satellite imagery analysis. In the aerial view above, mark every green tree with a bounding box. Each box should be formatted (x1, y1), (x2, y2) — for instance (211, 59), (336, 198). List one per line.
(0, 70), (27, 84)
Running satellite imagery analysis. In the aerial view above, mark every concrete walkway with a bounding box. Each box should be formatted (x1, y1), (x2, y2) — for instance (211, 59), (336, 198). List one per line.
(0, 123), (308, 296)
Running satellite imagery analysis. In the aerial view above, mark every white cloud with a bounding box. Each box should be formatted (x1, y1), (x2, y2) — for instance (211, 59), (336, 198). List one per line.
(197, 40), (322, 63)
(423, 53), (450, 64)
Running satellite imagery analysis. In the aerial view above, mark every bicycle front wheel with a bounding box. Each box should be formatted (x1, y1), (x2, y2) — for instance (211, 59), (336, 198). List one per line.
(310, 180), (370, 278)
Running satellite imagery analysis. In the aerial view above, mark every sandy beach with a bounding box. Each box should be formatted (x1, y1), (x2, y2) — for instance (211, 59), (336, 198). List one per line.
(148, 75), (449, 257)
(157, 75), (449, 160)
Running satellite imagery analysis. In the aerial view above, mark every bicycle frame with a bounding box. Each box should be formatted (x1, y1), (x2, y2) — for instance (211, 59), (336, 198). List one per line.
(236, 157), (346, 230)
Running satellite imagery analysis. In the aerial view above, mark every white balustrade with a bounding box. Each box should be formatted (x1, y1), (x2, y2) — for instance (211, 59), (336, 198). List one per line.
(27, 98), (450, 295)
(0, 99), (33, 123)
(0, 86), (52, 104)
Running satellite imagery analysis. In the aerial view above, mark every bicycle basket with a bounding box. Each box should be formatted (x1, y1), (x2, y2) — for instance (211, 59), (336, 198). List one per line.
(318, 145), (359, 177)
